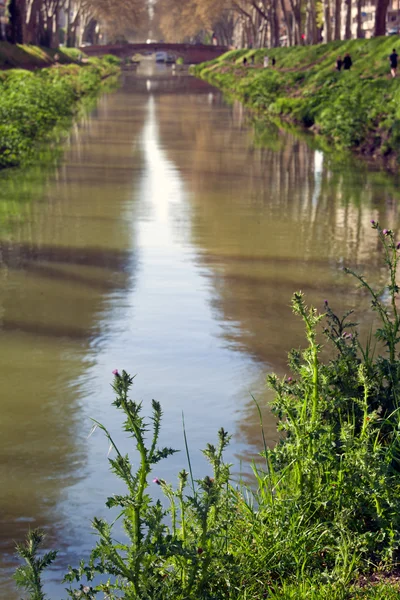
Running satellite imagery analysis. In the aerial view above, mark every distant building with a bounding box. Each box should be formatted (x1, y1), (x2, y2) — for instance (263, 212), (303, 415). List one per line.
(346, 0), (400, 39)
(387, 1), (400, 34)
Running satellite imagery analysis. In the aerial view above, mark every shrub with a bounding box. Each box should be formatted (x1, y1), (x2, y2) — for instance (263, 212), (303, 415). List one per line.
(0, 58), (118, 170)
(195, 38), (400, 155)
(14, 223), (400, 599)
(101, 54), (122, 66)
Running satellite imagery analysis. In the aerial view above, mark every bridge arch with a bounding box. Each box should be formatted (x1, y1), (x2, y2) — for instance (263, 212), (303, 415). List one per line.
(81, 43), (229, 64)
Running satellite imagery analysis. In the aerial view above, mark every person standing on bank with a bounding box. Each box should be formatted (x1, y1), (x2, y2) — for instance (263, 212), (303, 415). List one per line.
(390, 48), (398, 78)
(336, 56), (343, 71)
(343, 53), (352, 70)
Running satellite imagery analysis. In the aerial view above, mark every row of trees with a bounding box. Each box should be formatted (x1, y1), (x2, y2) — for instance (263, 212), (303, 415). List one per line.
(2, 0), (393, 50)
(154, 0), (392, 48)
(5, 0), (147, 47)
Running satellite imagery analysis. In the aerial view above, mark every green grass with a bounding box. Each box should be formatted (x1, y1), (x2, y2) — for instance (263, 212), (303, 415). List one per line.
(0, 57), (120, 170)
(0, 42), (86, 69)
(13, 225), (400, 599)
(193, 36), (400, 162)
(263, 580), (400, 599)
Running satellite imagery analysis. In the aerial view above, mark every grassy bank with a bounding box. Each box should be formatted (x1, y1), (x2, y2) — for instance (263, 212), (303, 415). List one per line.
(0, 53), (120, 169)
(0, 42), (85, 70)
(192, 36), (400, 165)
(14, 225), (400, 599)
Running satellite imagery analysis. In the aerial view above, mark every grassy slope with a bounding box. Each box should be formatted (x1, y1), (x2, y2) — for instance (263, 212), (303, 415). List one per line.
(0, 42), (86, 69)
(193, 36), (400, 164)
(0, 54), (120, 169)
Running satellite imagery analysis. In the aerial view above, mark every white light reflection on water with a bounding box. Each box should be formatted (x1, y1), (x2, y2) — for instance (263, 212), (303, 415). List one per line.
(49, 90), (264, 597)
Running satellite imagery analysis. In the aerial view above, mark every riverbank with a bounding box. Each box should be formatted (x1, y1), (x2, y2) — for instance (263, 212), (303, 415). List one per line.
(192, 36), (400, 167)
(0, 42), (83, 69)
(0, 53), (120, 169)
(17, 229), (400, 598)
(3, 65), (400, 600)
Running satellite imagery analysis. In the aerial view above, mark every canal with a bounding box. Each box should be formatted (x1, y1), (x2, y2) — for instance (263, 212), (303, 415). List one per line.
(0, 61), (398, 597)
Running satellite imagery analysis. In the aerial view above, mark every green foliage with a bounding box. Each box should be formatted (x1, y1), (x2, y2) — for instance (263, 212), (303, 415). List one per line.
(14, 224), (400, 598)
(63, 371), (234, 599)
(194, 36), (400, 156)
(232, 222), (400, 598)
(14, 529), (57, 600)
(99, 54), (121, 66)
(0, 58), (119, 169)
(61, 47), (86, 61)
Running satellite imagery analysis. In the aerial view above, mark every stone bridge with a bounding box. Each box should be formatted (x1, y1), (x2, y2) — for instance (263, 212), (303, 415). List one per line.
(81, 43), (229, 64)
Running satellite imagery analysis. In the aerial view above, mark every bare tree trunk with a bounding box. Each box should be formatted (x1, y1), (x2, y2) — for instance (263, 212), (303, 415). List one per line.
(279, 0), (293, 45)
(7, 0), (25, 43)
(37, 6), (45, 45)
(25, 0), (39, 43)
(334, 0), (341, 39)
(324, 0), (332, 42)
(288, 0), (302, 44)
(345, 0), (352, 39)
(271, 3), (279, 46)
(53, 10), (60, 47)
(65, 0), (72, 46)
(46, 14), (53, 47)
(374, 0), (390, 36)
(356, 0), (363, 38)
(306, 0), (317, 44)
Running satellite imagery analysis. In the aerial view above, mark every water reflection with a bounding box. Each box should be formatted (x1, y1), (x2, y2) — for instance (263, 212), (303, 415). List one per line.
(154, 82), (400, 455)
(1, 67), (400, 599)
(0, 91), (142, 596)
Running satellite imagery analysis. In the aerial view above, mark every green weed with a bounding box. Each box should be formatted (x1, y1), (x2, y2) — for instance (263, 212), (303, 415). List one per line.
(14, 222), (400, 598)
(192, 36), (400, 157)
(0, 58), (119, 169)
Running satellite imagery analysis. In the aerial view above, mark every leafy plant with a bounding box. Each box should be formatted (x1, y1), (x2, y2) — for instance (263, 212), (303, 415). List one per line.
(0, 58), (119, 169)
(14, 529), (57, 600)
(63, 370), (234, 599)
(14, 223), (400, 599)
(193, 36), (400, 157)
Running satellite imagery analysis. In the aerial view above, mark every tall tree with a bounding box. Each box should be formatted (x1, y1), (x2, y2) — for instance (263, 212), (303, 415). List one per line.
(356, 0), (363, 38)
(334, 0), (341, 40)
(306, 0), (318, 44)
(374, 0), (390, 36)
(345, 0), (351, 39)
(41, 0), (63, 47)
(323, 0), (332, 41)
(279, 0), (293, 45)
(287, 0), (303, 44)
(6, 0), (145, 47)
(7, 0), (25, 43)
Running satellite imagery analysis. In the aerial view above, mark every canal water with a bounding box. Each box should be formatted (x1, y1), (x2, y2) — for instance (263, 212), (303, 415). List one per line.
(1, 61), (399, 598)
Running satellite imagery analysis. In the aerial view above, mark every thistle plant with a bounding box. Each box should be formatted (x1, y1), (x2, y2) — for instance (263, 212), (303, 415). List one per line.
(14, 529), (57, 600)
(252, 221), (400, 583)
(64, 370), (178, 598)
(14, 222), (400, 600)
(63, 370), (234, 599)
(344, 221), (400, 417)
